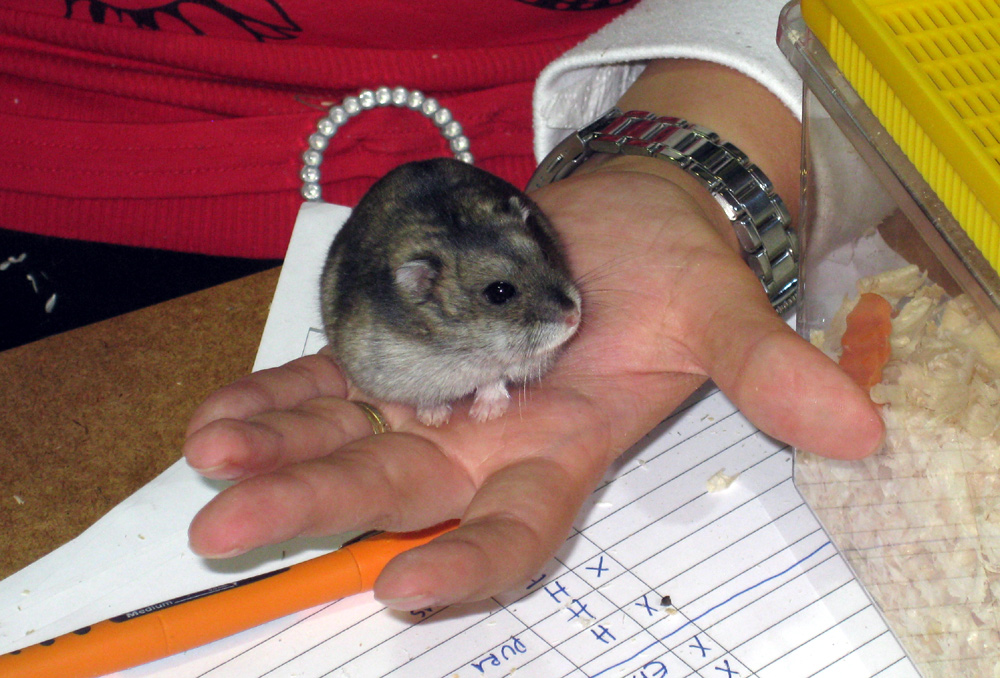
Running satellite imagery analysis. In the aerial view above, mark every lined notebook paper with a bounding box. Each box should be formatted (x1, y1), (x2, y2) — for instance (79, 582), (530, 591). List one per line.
(0, 202), (922, 678)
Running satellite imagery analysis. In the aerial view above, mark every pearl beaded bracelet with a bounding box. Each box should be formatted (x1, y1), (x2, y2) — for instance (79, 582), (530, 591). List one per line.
(300, 86), (474, 202)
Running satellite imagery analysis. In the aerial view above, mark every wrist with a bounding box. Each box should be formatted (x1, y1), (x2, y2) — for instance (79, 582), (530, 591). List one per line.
(616, 60), (801, 225)
(528, 108), (800, 314)
(571, 153), (739, 252)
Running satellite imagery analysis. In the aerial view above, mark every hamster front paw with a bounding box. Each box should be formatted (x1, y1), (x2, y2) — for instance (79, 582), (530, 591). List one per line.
(469, 381), (511, 422)
(417, 403), (453, 427)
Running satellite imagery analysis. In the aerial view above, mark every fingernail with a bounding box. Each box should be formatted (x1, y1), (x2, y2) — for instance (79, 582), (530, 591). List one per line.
(376, 595), (438, 612)
(186, 459), (242, 481)
(211, 548), (250, 559)
(196, 545), (250, 559)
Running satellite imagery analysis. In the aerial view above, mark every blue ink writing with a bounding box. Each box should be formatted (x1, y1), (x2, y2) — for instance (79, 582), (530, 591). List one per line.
(591, 624), (616, 644)
(635, 594), (657, 617)
(526, 573), (547, 590)
(630, 661), (669, 678)
(586, 556), (609, 578)
(689, 635), (711, 658)
(545, 580), (571, 604)
(470, 637), (528, 674)
(568, 598), (593, 621)
(715, 659), (739, 676)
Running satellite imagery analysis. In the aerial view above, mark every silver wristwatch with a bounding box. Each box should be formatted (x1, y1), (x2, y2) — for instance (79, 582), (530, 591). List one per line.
(528, 108), (799, 315)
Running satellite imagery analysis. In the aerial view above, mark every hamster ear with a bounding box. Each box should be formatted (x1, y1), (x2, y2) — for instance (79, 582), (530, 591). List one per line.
(394, 259), (438, 300)
(508, 196), (532, 224)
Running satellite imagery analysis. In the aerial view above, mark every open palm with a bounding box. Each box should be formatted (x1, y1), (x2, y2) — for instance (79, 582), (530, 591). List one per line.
(183, 163), (883, 610)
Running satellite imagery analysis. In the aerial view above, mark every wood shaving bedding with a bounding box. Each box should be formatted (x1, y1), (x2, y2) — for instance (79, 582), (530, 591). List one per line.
(799, 264), (1000, 677)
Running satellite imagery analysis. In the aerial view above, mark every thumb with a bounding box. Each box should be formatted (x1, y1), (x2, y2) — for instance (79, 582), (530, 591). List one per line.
(690, 273), (884, 460)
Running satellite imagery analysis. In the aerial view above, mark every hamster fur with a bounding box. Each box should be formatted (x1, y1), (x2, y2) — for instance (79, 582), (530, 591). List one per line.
(320, 158), (581, 426)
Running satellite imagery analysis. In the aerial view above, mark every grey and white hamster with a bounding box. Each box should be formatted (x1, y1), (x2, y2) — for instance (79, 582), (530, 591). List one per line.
(320, 158), (581, 426)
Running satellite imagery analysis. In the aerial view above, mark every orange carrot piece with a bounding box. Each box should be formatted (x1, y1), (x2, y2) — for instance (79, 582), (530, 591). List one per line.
(839, 292), (893, 390)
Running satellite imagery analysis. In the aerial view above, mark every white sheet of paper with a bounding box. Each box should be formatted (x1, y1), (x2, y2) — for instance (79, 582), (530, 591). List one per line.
(0, 202), (921, 678)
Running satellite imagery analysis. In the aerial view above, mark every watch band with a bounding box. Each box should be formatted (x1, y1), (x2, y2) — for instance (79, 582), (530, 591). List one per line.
(528, 108), (799, 315)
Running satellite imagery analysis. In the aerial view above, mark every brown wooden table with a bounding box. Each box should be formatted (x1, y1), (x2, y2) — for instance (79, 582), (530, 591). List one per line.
(0, 268), (280, 581)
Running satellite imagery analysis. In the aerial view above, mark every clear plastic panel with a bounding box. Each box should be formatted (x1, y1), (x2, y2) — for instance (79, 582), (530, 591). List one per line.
(780, 3), (1000, 675)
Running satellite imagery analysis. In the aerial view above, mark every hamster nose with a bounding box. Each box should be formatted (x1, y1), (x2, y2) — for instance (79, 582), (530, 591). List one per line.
(564, 309), (581, 330)
(551, 287), (579, 311)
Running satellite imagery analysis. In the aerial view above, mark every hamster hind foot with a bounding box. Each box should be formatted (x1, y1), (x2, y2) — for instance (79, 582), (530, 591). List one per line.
(469, 381), (511, 423)
(417, 403), (453, 427)
(415, 381), (511, 427)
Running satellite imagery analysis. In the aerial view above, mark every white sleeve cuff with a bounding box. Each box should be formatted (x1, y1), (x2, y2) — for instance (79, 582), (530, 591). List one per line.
(532, 0), (803, 161)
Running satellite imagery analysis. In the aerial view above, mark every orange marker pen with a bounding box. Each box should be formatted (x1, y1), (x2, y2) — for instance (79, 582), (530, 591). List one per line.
(0, 520), (458, 678)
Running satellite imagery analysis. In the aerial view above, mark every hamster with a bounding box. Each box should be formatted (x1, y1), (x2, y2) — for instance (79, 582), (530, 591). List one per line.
(320, 158), (581, 426)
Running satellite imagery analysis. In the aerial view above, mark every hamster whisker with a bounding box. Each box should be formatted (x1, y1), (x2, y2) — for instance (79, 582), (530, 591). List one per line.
(573, 252), (645, 287)
(572, 293), (614, 314)
(575, 277), (635, 305)
(509, 375), (528, 422)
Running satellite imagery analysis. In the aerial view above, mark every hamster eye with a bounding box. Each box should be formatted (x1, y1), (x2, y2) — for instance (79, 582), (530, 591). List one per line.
(483, 281), (518, 305)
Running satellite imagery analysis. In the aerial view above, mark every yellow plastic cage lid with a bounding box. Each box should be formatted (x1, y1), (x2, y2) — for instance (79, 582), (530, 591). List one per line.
(801, 0), (1000, 274)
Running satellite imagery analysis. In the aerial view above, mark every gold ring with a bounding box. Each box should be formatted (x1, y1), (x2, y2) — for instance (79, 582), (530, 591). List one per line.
(351, 401), (391, 435)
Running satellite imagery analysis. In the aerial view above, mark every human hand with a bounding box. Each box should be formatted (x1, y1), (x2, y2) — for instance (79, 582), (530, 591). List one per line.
(183, 160), (883, 611)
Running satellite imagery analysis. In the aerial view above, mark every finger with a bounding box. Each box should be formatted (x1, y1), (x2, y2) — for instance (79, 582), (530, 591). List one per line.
(722, 324), (883, 459)
(686, 264), (884, 459)
(187, 433), (476, 558)
(186, 351), (348, 436)
(372, 439), (603, 610)
(183, 396), (390, 480)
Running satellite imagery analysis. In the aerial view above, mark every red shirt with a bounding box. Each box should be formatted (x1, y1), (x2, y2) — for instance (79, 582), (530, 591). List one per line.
(0, 1), (634, 257)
